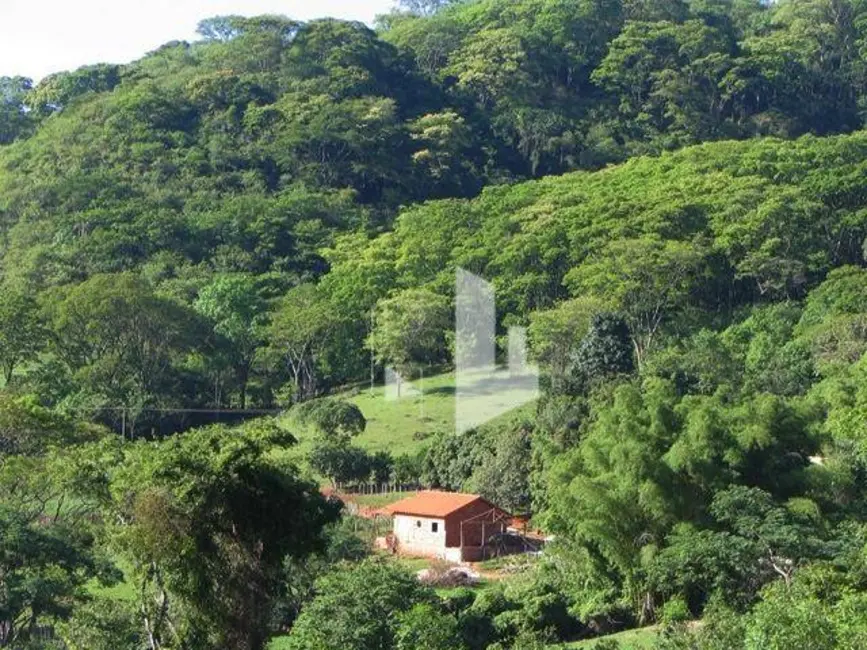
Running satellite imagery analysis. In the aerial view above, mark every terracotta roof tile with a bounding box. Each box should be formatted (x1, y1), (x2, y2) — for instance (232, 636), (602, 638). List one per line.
(384, 491), (487, 518)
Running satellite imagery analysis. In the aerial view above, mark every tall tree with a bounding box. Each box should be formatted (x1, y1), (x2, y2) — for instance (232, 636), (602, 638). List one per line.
(49, 274), (202, 429)
(195, 274), (267, 409)
(286, 558), (433, 650)
(108, 420), (339, 650)
(566, 238), (708, 366)
(0, 76), (33, 144)
(367, 288), (451, 395)
(268, 284), (339, 402)
(398, 0), (458, 16)
(572, 312), (635, 386)
(0, 285), (46, 386)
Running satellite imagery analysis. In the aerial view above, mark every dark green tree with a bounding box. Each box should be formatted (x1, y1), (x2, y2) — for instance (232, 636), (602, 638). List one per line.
(572, 312), (635, 386)
(107, 420), (340, 650)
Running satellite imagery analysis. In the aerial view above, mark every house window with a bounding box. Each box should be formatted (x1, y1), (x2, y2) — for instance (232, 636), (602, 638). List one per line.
(431, 522), (439, 533)
(416, 520), (421, 528)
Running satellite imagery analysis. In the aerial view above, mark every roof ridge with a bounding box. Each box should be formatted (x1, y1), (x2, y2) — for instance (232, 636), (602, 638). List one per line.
(383, 490), (490, 517)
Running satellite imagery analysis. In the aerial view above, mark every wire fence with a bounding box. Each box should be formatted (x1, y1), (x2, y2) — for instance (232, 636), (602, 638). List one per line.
(334, 482), (421, 496)
(59, 406), (287, 439)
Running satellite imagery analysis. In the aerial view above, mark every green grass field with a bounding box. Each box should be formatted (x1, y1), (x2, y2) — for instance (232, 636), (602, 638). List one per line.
(283, 370), (537, 462)
(561, 626), (659, 649)
(282, 371), (458, 458)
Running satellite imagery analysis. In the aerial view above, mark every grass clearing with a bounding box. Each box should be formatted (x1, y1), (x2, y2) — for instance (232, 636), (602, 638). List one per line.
(282, 370), (537, 466)
(561, 626), (659, 649)
(281, 372), (458, 459)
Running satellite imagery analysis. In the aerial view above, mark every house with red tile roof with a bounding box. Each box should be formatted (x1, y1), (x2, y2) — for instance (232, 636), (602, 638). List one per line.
(383, 490), (510, 562)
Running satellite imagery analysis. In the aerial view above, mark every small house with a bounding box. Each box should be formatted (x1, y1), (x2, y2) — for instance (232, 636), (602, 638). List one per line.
(384, 490), (510, 562)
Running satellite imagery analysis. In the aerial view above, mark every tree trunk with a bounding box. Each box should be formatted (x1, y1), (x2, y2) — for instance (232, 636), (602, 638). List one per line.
(239, 363), (250, 410)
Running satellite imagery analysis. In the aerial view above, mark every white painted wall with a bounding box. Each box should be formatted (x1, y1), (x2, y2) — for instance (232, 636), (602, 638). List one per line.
(393, 514), (447, 557)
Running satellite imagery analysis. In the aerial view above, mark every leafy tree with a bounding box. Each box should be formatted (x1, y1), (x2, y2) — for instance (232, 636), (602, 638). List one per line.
(566, 238), (708, 366)
(395, 603), (467, 650)
(572, 312), (635, 386)
(422, 429), (493, 492)
(398, 0), (459, 17)
(409, 110), (481, 197)
(529, 297), (605, 382)
(58, 597), (141, 650)
(268, 284), (341, 402)
(472, 420), (533, 514)
(309, 441), (375, 487)
(744, 577), (836, 650)
(275, 517), (372, 628)
(367, 288), (451, 395)
(591, 20), (733, 144)
(107, 420), (340, 650)
(0, 394), (101, 456)
(28, 64), (121, 114)
(291, 397), (366, 444)
(286, 558), (433, 650)
(196, 15), (246, 41)
(0, 286), (45, 386)
(194, 274), (267, 409)
(0, 76), (34, 144)
(48, 274), (202, 431)
(391, 451), (425, 485)
(0, 507), (105, 647)
(545, 379), (681, 622)
(709, 486), (826, 589)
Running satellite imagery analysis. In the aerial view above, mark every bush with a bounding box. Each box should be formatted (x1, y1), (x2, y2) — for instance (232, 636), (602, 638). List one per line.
(444, 587), (478, 614)
(286, 558), (433, 650)
(660, 596), (691, 625)
(395, 603), (466, 650)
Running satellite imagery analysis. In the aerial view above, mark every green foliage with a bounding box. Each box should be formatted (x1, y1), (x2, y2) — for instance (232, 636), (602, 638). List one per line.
(46, 273), (204, 431)
(529, 297), (605, 380)
(0, 285), (45, 386)
(367, 288), (451, 382)
(0, 405), (113, 646)
(194, 273), (268, 408)
(291, 397), (367, 443)
(0, 77), (35, 145)
(471, 419), (534, 514)
(105, 420), (340, 649)
(572, 313), (635, 387)
(395, 603), (466, 650)
(0, 506), (106, 647)
(267, 283), (344, 402)
(57, 597), (141, 650)
(744, 578), (837, 650)
(309, 440), (388, 487)
(6, 2), (867, 646)
(286, 558), (434, 650)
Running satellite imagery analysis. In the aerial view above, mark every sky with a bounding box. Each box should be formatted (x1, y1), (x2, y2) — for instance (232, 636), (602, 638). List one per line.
(0, 0), (396, 81)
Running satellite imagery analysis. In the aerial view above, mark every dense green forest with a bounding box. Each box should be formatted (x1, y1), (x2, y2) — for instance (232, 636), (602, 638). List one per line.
(4, 0), (867, 647)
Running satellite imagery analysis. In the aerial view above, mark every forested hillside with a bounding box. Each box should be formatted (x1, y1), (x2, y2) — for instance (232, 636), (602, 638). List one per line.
(3, 0), (867, 648)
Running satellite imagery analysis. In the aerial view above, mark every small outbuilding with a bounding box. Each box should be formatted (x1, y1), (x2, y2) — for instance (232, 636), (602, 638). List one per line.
(383, 490), (510, 562)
